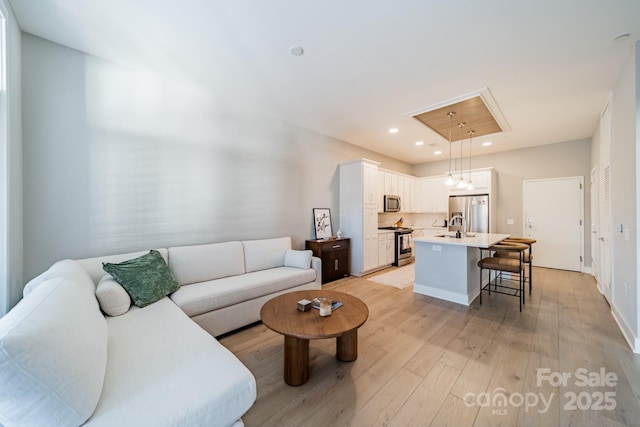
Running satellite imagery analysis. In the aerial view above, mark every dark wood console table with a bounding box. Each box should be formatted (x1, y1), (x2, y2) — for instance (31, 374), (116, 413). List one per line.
(305, 238), (350, 284)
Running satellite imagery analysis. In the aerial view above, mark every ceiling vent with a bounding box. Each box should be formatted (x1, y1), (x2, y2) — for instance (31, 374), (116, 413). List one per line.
(406, 87), (510, 142)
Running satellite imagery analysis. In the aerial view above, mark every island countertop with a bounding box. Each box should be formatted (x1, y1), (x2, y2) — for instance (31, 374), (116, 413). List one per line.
(414, 232), (511, 248)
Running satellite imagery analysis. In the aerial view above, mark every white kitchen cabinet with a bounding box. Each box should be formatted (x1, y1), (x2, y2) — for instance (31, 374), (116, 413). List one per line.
(417, 176), (448, 213)
(377, 171), (386, 213)
(339, 159), (380, 276)
(378, 236), (387, 266)
(469, 170), (490, 191)
(402, 177), (417, 212)
(363, 204), (379, 271)
(380, 169), (418, 213)
(384, 172), (399, 196)
(363, 162), (378, 204)
(449, 168), (493, 195)
(378, 232), (394, 266)
(385, 233), (395, 265)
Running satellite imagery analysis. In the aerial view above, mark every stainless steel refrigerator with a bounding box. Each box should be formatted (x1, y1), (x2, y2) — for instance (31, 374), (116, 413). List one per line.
(448, 194), (490, 233)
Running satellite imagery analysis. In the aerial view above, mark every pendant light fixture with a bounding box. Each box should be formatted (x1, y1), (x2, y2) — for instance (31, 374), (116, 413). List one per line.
(466, 130), (475, 190)
(444, 112), (456, 186)
(456, 122), (467, 188)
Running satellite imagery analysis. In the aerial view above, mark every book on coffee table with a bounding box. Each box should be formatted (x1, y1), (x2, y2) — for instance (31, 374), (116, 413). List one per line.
(311, 300), (343, 311)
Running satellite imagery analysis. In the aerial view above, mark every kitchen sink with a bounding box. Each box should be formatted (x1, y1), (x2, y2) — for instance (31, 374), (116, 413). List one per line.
(432, 233), (460, 238)
(432, 232), (476, 238)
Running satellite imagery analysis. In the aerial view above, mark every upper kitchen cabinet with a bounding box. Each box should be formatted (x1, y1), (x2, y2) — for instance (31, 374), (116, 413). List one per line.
(362, 161), (378, 205)
(418, 176), (448, 213)
(449, 168), (495, 195)
(403, 177), (417, 212)
(379, 169), (418, 213)
(377, 172), (386, 212)
(383, 172), (400, 196)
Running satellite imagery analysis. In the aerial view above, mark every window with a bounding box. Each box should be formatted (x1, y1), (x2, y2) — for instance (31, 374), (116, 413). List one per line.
(0, 4), (7, 315)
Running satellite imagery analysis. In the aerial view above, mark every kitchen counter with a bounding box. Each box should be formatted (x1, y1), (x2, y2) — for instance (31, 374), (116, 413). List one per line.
(413, 232), (510, 305)
(415, 232), (510, 248)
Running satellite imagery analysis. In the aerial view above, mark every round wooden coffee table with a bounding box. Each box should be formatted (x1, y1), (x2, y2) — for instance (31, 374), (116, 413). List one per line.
(260, 290), (369, 386)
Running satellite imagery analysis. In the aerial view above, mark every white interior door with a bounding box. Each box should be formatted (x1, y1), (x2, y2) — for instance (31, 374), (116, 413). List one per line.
(590, 167), (601, 287)
(600, 166), (612, 303)
(598, 100), (612, 304)
(523, 177), (583, 271)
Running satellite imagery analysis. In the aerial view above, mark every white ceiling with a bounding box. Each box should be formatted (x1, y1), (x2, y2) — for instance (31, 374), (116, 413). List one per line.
(8, 0), (640, 164)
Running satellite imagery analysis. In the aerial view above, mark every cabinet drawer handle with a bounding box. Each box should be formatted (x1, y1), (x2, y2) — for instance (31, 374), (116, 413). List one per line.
(332, 245), (341, 249)
(334, 259), (339, 270)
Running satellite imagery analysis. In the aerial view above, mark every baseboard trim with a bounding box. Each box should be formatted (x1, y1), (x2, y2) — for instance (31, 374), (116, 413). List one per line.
(413, 282), (473, 306)
(611, 303), (640, 354)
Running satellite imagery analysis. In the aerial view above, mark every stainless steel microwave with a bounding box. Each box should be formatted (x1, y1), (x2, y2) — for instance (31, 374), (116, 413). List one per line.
(384, 195), (401, 212)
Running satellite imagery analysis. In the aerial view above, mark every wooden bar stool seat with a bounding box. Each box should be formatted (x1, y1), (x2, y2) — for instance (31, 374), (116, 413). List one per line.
(478, 242), (528, 311)
(496, 237), (536, 294)
(504, 237), (537, 245)
(493, 250), (533, 263)
(479, 256), (523, 273)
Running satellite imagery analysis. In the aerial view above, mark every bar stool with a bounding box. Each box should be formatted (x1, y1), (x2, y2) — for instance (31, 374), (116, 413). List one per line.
(494, 237), (536, 294)
(478, 242), (528, 311)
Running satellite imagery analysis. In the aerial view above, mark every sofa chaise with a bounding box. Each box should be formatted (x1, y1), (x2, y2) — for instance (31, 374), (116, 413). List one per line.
(0, 237), (321, 426)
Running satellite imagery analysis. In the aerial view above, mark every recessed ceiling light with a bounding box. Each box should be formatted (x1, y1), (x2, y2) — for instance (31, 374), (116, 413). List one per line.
(389, 128), (399, 134)
(415, 141), (424, 146)
(289, 46), (304, 56)
(482, 142), (492, 146)
(434, 150), (442, 155)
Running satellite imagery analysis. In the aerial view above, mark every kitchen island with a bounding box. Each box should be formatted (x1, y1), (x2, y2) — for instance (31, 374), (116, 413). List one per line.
(413, 233), (510, 305)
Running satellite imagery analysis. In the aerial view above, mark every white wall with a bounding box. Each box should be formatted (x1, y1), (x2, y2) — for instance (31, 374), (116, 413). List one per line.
(412, 139), (592, 264)
(609, 42), (638, 350)
(20, 34), (410, 283)
(637, 42), (640, 352)
(0, 0), (22, 315)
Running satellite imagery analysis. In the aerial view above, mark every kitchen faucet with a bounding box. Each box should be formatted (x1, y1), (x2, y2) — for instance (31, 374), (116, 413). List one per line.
(450, 214), (466, 237)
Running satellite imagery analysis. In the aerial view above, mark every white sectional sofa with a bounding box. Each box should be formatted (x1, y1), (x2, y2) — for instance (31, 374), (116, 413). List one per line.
(0, 237), (321, 427)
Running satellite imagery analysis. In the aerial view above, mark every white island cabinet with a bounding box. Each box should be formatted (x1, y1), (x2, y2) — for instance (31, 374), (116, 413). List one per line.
(413, 233), (510, 305)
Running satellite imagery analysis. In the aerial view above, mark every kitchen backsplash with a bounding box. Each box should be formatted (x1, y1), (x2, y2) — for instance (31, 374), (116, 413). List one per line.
(378, 212), (448, 228)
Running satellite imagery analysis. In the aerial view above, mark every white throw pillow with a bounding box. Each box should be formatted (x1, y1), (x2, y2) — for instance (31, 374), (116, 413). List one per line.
(96, 275), (132, 316)
(0, 277), (108, 427)
(284, 249), (313, 269)
(243, 237), (291, 273)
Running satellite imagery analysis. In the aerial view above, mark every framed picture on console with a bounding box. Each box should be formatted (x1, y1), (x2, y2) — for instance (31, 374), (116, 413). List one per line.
(313, 208), (332, 240)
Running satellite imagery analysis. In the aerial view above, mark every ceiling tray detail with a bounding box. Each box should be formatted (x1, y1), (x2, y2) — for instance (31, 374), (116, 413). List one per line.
(405, 87), (511, 141)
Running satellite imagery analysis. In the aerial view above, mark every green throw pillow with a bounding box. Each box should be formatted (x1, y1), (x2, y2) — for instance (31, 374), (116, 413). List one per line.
(102, 250), (180, 308)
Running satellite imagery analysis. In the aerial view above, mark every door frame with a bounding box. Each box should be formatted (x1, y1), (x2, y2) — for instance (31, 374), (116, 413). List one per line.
(523, 176), (584, 272)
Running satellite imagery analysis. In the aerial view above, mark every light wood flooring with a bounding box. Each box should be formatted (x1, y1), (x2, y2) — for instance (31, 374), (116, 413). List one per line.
(219, 267), (640, 426)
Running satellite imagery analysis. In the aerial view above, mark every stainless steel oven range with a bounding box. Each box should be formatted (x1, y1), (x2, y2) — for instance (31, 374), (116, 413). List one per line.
(379, 227), (413, 266)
